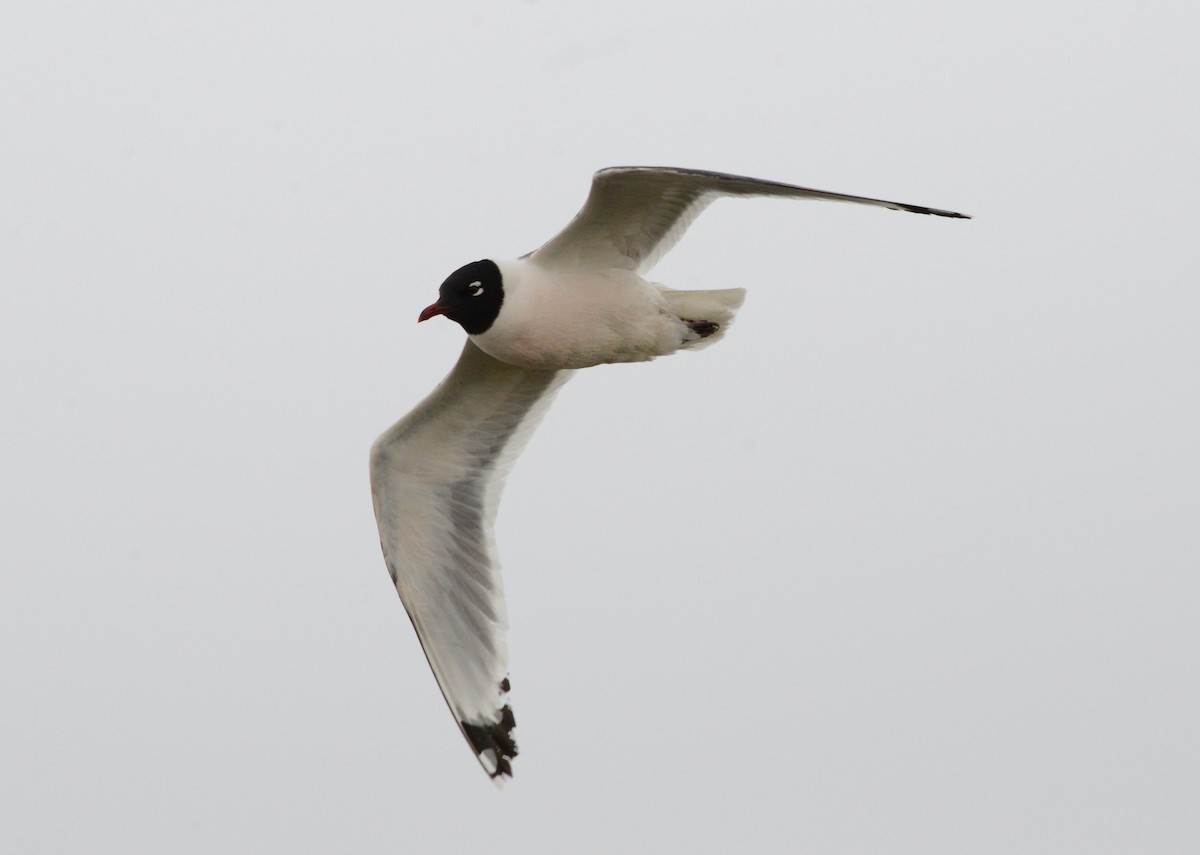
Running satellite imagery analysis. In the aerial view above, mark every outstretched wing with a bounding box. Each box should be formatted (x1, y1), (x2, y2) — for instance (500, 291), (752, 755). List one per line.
(370, 340), (571, 781)
(530, 165), (970, 273)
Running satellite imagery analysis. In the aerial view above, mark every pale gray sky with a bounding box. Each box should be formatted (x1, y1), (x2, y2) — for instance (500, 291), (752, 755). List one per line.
(3, 2), (1198, 853)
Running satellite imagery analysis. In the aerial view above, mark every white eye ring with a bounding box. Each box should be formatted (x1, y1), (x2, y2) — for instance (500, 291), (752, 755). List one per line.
(469, 281), (484, 297)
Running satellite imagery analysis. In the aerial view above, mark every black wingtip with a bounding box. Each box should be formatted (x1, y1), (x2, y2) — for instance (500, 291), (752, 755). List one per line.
(461, 703), (518, 781)
(894, 202), (972, 219)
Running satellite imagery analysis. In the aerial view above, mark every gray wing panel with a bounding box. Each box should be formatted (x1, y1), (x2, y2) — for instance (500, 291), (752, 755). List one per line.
(370, 340), (571, 779)
(530, 166), (969, 273)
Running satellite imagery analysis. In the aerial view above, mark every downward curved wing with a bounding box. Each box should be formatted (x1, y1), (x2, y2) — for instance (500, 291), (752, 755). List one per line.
(370, 340), (571, 780)
(530, 166), (970, 273)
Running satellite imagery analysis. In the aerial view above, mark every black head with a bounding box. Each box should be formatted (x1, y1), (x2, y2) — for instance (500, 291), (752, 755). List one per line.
(418, 259), (504, 335)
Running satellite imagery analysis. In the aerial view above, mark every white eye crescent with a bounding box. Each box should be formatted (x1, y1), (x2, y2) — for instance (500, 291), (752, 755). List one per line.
(469, 281), (484, 297)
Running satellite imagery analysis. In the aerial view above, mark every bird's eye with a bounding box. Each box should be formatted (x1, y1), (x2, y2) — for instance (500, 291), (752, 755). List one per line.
(469, 281), (484, 297)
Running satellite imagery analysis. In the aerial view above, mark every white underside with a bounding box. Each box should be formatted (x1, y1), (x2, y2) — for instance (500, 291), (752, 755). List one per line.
(471, 259), (746, 370)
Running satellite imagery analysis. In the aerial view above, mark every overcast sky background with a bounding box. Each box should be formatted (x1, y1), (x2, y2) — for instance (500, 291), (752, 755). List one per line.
(3, 2), (1198, 853)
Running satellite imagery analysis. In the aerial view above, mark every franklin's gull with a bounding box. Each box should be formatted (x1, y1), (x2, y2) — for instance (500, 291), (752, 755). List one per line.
(369, 166), (969, 780)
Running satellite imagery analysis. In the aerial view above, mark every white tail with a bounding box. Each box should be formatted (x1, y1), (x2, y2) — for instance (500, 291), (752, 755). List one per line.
(658, 287), (747, 349)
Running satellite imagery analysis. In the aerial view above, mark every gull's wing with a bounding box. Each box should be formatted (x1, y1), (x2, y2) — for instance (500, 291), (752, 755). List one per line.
(529, 166), (970, 273)
(370, 340), (571, 781)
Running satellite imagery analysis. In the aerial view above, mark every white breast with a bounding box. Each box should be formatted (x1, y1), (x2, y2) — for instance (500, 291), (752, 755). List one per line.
(471, 258), (680, 370)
